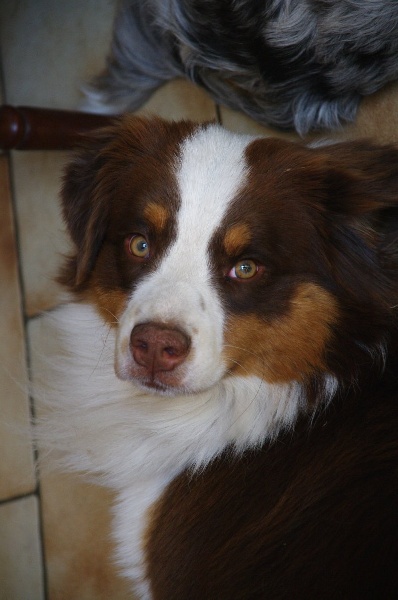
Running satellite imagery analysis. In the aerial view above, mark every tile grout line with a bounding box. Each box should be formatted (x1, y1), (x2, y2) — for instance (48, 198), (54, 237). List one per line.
(3, 83), (50, 599)
(0, 40), (51, 595)
(6, 151), (50, 600)
(0, 490), (39, 507)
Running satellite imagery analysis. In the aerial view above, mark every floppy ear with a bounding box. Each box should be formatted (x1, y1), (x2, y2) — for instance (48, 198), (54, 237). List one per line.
(297, 140), (398, 380)
(60, 127), (115, 289)
(318, 141), (398, 215)
(319, 141), (398, 265)
(314, 141), (398, 329)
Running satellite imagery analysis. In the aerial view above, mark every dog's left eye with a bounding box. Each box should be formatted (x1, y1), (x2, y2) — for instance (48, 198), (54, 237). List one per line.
(125, 234), (150, 258)
(228, 259), (259, 280)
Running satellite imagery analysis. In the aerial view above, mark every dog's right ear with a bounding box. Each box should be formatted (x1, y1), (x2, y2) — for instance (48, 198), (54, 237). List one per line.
(60, 127), (114, 290)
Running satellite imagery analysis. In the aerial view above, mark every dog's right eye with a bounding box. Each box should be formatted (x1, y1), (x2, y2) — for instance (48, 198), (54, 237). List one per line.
(125, 234), (150, 259)
(228, 259), (264, 280)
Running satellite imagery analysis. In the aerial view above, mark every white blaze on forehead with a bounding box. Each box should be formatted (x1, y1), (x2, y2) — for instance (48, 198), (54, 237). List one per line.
(172, 124), (255, 276)
(126, 125), (255, 308)
(135, 125), (255, 323)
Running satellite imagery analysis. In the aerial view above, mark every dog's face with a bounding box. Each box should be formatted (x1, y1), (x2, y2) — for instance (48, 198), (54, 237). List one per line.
(61, 117), (398, 398)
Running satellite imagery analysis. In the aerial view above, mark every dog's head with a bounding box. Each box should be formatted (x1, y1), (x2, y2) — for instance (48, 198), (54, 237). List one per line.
(60, 116), (398, 399)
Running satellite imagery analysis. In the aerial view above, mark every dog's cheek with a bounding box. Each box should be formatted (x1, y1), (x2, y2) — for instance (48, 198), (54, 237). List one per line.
(83, 245), (131, 325)
(87, 286), (129, 325)
(223, 283), (339, 383)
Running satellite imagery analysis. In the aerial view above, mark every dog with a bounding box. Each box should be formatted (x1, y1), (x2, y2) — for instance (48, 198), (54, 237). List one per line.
(37, 116), (398, 599)
(85, 0), (398, 134)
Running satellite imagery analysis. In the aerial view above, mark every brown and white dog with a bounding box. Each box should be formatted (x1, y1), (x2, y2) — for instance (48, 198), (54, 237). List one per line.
(38, 116), (398, 599)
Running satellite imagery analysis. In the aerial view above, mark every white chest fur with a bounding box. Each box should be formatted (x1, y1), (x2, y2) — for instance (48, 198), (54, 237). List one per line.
(34, 302), (307, 596)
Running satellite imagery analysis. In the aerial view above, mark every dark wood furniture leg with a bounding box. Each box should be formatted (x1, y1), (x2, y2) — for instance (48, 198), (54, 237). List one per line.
(0, 105), (115, 150)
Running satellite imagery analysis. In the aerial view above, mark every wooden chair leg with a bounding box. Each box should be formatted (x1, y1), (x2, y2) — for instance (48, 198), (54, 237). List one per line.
(0, 105), (115, 150)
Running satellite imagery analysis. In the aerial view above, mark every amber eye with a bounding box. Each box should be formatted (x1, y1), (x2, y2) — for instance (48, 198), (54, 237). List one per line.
(126, 234), (150, 258)
(229, 259), (258, 280)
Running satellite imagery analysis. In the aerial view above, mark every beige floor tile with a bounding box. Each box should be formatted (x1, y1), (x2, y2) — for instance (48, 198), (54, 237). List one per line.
(0, 155), (35, 499)
(0, 0), (117, 109)
(29, 312), (134, 599)
(139, 78), (217, 122)
(341, 81), (398, 144)
(0, 495), (44, 600)
(219, 105), (299, 139)
(40, 474), (133, 600)
(10, 151), (71, 316)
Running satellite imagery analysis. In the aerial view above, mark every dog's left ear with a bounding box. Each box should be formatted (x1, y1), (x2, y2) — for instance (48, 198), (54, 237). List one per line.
(318, 141), (398, 216)
(314, 141), (398, 301)
(60, 127), (115, 289)
(322, 141), (398, 252)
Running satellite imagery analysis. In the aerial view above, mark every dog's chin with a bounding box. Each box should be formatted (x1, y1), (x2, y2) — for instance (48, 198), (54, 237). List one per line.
(115, 365), (193, 397)
(133, 377), (190, 397)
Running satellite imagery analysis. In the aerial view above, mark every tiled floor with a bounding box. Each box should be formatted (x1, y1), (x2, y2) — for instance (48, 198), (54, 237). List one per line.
(1, 2), (398, 599)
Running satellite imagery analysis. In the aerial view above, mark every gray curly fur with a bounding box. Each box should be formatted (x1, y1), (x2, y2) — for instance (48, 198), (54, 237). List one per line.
(85, 0), (398, 135)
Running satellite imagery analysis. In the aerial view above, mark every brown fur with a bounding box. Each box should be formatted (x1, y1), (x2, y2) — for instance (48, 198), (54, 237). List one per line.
(223, 223), (252, 256)
(58, 117), (398, 599)
(146, 388), (398, 599)
(224, 283), (339, 383)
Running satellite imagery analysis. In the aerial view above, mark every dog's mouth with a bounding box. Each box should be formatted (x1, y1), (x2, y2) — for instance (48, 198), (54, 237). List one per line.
(133, 375), (187, 396)
(117, 367), (191, 397)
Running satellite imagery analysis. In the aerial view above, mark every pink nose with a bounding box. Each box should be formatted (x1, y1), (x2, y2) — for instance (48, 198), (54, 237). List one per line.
(130, 323), (191, 375)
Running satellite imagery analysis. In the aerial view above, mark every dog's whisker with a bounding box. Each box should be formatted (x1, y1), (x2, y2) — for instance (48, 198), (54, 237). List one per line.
(89, 325), (114, 378)
(103, 307), (120, 324)
(223, 343), (263, 360)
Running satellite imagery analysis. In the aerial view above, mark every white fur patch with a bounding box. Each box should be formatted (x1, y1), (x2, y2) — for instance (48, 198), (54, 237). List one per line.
(35, 302), (304, 597)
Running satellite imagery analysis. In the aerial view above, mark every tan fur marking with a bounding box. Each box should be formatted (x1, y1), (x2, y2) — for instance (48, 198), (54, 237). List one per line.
(224, 283), (339, 383)
(143, 202), (169, 233)
(87, 287), (128, 326)
(223, 224), (251, 256)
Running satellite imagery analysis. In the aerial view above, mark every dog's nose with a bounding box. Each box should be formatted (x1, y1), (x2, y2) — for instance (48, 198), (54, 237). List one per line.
(130, 323), (191, 374)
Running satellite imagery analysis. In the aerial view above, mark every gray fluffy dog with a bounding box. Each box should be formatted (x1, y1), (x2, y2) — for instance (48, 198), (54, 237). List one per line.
(86, 0), (398, 135)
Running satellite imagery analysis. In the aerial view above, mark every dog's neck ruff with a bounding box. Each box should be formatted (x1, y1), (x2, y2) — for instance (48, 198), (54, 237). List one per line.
(36, 303), (335, 491)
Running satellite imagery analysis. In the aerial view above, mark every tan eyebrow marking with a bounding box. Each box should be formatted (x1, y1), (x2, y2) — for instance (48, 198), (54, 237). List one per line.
(143, 202), (169, 232)
(223, 223), (252, 255)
